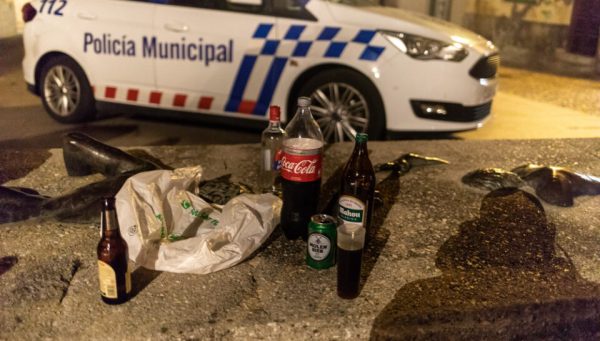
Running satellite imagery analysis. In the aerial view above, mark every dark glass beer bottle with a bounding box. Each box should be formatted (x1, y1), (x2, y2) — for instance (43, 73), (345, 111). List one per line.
(338, 133), (375, 239)
(97, 197), (131, 304)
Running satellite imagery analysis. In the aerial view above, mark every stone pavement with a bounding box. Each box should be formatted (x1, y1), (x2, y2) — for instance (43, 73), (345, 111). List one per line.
(497, 67), (600, 118)
(455, 91), (600, 140)
(0, 138), (599, 340)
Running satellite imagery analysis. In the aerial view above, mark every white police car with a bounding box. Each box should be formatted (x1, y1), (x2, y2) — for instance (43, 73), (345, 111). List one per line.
(22, 0), (498, 142)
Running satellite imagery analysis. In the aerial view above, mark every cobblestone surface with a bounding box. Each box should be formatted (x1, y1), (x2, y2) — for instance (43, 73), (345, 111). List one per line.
(498, 67), (600, 118)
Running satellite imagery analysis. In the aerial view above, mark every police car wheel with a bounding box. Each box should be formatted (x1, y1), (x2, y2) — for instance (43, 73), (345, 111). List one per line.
(39, 56), (96, 123)
(298, 69), (385, 143)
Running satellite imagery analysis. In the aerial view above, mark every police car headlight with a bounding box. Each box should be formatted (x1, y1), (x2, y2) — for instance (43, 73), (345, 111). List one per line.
(379, 31), (468, 62)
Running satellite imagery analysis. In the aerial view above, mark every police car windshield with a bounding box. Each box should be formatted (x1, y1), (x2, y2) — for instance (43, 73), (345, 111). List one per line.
(326, 0), (380, 7)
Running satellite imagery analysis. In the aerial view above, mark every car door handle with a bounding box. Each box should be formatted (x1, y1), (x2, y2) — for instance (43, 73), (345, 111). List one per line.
(77, 12), (97, 20)
(164, 23), (189, 33)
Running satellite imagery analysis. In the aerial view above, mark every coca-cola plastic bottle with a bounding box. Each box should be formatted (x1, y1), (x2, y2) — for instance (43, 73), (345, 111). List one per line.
(280, 97), (324, 240)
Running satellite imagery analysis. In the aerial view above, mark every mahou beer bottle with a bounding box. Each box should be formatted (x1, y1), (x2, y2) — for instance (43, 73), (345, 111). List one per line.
(97, 197), (131, 304)
(280, 97), (324, 240)
(338, 133), (375, 238)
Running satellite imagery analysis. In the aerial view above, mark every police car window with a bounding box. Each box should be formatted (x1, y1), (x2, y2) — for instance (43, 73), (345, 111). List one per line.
(167, 0), (221, 9)
(280, 0), (301, 10)
(324, 0), (379, 6)
(224, 0), (264, 13)
(167, 0), (265, 13)
(272, 0), (316, 20)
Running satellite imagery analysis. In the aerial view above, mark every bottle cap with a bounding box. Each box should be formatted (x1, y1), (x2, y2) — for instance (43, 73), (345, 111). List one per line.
(269, 106), (281, 121)
(355, 133), (368, 143)
(297, 97), (311, 107)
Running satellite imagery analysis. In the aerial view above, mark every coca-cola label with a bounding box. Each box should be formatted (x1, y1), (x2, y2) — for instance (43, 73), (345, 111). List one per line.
(280, 152), (322, 182)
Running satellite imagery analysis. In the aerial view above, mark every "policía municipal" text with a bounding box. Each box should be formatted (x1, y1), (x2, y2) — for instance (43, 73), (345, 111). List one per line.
(83, 33), (233, 66)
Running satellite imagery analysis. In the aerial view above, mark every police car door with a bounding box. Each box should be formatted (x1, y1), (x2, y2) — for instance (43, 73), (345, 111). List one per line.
(67, 0), (155, 103)
(154, 0), (276, 116)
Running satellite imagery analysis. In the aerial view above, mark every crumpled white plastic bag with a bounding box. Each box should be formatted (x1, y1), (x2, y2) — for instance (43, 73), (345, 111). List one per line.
(115, 166), (282, 274)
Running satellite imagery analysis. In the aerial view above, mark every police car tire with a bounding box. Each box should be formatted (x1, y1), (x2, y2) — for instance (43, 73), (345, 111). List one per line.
(39, 56), (96, 124)
(297, 68), (385, 141)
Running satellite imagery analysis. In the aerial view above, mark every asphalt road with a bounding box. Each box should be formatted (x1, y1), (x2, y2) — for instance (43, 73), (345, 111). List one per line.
(1, 35), (599, 151)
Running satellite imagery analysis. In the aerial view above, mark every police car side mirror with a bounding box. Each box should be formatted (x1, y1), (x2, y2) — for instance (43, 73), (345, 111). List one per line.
(227, 0), (262, 6)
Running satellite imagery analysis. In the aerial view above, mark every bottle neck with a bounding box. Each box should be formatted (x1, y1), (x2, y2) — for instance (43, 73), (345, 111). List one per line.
(101, 209), (120, 236)
(268, 120), (281, 128)
(296, 106), (311, 118)
(353, 140), (368, 156)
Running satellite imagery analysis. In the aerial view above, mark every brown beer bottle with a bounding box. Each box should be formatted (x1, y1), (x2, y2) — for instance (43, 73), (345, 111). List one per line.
(338, 133), (375, 239)
(97, 197), (131, 304)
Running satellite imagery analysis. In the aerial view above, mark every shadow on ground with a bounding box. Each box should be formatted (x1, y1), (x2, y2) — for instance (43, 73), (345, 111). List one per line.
(371, 188), (600, 340)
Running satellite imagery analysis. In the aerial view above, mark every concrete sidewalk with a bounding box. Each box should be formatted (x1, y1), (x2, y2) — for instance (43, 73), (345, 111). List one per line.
(1, 139), (599, 339)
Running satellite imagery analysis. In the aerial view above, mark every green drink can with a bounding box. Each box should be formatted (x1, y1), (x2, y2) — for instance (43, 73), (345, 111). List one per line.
(306, 214), (338, 269)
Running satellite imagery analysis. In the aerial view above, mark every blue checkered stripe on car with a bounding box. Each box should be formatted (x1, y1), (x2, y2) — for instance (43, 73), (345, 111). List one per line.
(224, 24), (386, 116)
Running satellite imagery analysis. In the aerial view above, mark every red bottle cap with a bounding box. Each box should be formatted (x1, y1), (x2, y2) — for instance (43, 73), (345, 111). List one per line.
(269, 105), (281, 121)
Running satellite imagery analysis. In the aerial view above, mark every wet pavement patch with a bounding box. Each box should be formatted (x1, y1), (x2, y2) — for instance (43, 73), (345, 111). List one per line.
(0, 150), (51, 184)
(0, 256), (18, 277)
